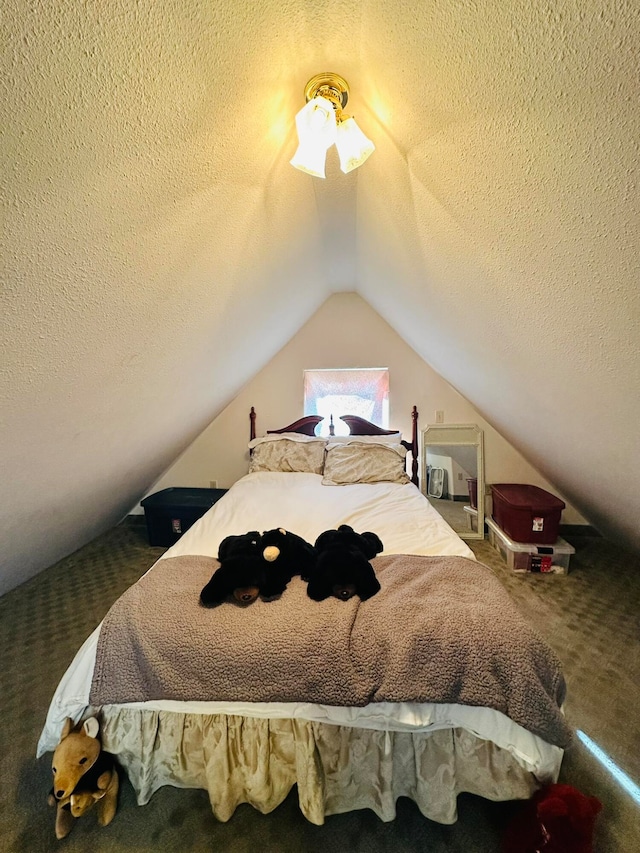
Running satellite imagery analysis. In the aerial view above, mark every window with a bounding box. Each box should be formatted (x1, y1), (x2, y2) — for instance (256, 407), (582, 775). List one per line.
(303, 369), (389, 437)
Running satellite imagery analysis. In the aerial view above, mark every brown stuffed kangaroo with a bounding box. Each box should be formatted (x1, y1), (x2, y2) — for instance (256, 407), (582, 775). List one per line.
(49, 716), (119, 839)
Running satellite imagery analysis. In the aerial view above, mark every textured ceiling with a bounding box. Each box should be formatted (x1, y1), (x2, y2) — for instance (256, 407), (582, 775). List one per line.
(1, 0), (639, 594)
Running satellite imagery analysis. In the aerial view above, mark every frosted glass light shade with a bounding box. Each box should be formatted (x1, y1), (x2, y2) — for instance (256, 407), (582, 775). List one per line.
(290, 141), (330, 178)
(335, 117), (375, 173)
(290, 96), (337, 178)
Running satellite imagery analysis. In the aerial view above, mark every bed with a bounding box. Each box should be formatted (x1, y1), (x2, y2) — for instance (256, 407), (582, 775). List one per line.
(37, 406), (570, 826)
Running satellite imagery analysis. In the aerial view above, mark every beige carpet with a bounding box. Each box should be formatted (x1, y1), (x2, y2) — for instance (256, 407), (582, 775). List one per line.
(0, 521), (638, 852)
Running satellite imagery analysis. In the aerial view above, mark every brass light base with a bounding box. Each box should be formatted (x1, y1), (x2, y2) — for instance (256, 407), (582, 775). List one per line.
(304, 73), (350, 111)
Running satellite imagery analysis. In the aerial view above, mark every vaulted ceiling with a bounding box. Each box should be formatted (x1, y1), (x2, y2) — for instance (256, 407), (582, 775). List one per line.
(2, 0), (639, 594)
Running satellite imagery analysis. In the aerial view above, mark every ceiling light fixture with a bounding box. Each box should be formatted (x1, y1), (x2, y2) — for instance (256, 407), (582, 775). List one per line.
(290, 73), (375, 179)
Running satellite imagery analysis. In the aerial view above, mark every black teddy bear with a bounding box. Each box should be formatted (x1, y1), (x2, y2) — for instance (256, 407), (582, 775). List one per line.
(307, 524), (383, 602)
(200, 528), (317, 606)
(200, 531), (266, 606)
(261, 527), (317, 584)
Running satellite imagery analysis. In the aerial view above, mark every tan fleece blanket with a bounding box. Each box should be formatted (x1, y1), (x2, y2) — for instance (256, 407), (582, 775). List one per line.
(89, 553), (571, 748)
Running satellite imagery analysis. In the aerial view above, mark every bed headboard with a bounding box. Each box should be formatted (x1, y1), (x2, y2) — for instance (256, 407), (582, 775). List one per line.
(249, 405), (419, 487)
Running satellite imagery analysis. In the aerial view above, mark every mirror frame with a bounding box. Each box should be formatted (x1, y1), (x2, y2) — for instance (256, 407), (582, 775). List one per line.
(421, 424), (485, 540)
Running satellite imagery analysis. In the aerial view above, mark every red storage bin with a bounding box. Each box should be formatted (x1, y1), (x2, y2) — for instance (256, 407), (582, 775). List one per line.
(467, 478), (478, 509)
(490, 484), (565, 544)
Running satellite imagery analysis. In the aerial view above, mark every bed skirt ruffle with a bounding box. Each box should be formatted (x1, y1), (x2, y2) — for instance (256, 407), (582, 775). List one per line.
(95, 707), (543, 825)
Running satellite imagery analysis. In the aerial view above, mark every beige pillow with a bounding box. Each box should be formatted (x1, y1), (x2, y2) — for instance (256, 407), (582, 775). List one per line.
(322, 442), (410, 485)
(248, 432), (322, 448)
(249, 439), (326, 474)
(326, 434), (402, 446)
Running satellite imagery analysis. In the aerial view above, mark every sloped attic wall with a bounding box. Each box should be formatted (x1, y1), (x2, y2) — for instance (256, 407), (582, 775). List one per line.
(1, 1), (335, 596)
(2, 1), (639, 596)
(146, 293), (586, 526)
(352, 2), (640, 551)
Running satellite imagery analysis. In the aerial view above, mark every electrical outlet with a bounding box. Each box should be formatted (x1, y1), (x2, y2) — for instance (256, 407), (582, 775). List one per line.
(458, 473), (463, 481)
(209, 480), (218, 489)
(435, 410), (444, 424)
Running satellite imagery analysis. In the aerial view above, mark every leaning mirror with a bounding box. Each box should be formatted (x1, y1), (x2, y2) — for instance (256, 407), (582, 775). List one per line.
(421, 424), (485, 540)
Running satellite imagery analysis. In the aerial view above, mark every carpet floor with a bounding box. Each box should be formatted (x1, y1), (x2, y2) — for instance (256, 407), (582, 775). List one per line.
(0, 521), (638, 852)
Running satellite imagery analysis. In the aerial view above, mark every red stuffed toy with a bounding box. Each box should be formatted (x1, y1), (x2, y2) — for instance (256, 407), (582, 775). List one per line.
(502, 783), (602, 853)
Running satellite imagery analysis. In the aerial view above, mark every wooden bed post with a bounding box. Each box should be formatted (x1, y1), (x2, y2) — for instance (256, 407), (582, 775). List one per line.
(250, 406), (256, 442)
(411, 405), (419, 487)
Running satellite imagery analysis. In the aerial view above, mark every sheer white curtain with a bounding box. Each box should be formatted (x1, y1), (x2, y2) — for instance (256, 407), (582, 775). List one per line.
(303, 369), (389, 436)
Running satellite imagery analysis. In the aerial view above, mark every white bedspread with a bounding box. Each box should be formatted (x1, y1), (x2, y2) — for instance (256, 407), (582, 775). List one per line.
(165, 472), (475, 561)
(37, 473), (562, 780)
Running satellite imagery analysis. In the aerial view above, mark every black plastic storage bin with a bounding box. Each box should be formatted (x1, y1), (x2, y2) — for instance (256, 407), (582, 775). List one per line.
(141, 487), (228, 546)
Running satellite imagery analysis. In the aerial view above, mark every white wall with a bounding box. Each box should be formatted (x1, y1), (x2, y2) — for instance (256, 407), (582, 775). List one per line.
(426, 446), (477, 500)
(141, 293), (587, 525)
